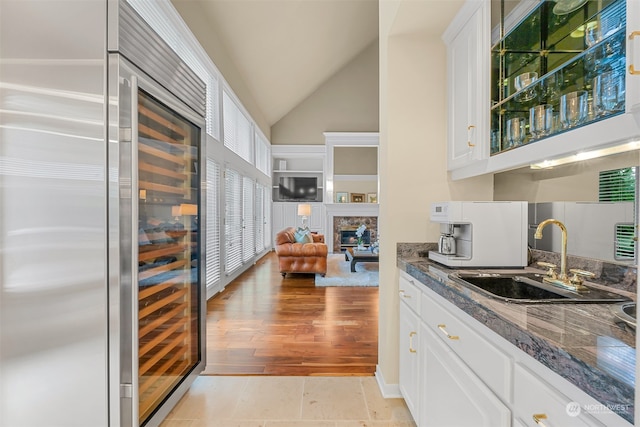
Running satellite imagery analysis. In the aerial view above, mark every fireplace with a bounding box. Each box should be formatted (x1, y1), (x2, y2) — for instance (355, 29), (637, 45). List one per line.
(333, 216), (377, 252)
(339, 228), (371, 251)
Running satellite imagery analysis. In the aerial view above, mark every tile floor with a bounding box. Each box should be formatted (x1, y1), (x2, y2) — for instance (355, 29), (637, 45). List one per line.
(160, 376), (417, 427)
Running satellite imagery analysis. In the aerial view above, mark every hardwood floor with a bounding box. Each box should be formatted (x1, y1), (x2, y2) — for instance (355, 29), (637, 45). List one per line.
(203, 251), (379, 376)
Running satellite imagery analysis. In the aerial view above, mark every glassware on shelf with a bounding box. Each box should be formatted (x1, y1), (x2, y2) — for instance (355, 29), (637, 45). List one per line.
(514, 72), (538, 102)
(593, 71), (625, 116)
(529, 104), (553, 139)
(560, 90), (588, 128)
(584, 21), (600, 48)
(506, 117), (527, 148)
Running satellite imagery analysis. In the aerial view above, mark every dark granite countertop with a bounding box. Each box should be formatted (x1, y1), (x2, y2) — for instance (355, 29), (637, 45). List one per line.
(397, 254), (636, 424)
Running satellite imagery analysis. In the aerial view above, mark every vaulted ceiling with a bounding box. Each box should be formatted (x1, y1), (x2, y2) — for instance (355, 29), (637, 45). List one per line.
(171, 0), (463, 127)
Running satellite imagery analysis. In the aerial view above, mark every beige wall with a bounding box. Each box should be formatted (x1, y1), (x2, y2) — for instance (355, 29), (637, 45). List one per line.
(334, 147), (378, 175)
(171, 0), (271, 138)
(270, 40), (380, 145)
(378, 14), (493, 384)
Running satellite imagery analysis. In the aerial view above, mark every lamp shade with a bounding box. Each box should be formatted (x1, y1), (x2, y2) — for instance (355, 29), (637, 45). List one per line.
(173, 203), (198, 216)
(297, 204), (311, 216)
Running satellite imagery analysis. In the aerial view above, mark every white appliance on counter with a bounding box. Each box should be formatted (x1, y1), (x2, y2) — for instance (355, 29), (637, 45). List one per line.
(429, 201), (528, 268)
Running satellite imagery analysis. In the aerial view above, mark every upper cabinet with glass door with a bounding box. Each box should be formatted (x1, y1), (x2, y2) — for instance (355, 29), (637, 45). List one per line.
(491, 0), (629, 154)
(450, 0), (640, 180)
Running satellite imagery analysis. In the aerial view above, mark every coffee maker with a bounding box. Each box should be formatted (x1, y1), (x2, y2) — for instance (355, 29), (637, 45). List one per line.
(429, 201), (528, 268)
(438, 223), (457, 255)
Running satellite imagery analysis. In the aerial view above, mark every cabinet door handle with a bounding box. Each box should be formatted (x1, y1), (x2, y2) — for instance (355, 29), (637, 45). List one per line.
(437, 324), (459, 340)
(467, 125), (476, 147)
(532, 413), (548, 426)
(409, 331), (417, 353)
(399, 290), (411, 299)
(630, 31), (640, 75)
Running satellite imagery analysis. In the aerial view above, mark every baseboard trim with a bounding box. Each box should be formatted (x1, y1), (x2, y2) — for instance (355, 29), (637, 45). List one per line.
(375, 365), (402, 398)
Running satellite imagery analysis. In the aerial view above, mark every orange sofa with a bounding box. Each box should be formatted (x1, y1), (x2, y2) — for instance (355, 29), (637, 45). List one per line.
(275, 227), (328, 277)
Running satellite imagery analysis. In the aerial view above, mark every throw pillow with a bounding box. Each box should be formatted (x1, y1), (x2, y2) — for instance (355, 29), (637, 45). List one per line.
(294, 227), (313, 244)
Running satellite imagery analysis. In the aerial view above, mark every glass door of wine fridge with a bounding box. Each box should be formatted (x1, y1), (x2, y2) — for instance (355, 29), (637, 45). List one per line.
(108, 54), (205, 427)
(135, 89), (201, 424)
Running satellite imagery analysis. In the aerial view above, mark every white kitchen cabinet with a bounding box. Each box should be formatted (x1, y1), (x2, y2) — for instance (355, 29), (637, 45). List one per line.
(399, 296), (420, 420)
(397, 269), (633, 427)
(420, 324), (511, 427)
(514, 363), (605, 427)
(420, 289), (512, 399)
(398, 274), (422, 420)
(442, 0), (489, 171)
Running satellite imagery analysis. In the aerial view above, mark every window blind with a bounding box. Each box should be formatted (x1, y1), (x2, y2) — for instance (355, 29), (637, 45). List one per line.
(255, 183), (265, 253)
(599, 167), (636, 261)
(223, 91), (253, 164)
(242, 177), (256, 262)
(599, 167), (636, 202)
(225, 168), (243, 274)
(206, 159), (221, 287)
(255, 130), (271, 176)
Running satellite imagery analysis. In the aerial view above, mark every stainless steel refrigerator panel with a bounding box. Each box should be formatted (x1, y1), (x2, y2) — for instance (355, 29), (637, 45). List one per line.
(0, 1), (108, 426)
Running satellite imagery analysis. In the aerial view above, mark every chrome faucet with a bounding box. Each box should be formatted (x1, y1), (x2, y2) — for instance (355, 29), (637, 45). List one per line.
(534, 219), (594, 292)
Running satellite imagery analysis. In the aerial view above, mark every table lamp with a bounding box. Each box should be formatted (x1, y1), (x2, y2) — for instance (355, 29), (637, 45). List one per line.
(297, 204), (311, 230)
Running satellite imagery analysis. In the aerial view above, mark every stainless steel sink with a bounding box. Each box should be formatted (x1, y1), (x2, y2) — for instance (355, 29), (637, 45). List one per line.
(449, 272), (631, 304)
(612, 302), (636, 330)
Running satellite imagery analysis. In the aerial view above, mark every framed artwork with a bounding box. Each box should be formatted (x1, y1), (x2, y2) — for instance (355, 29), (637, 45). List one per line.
(367, 193), (378, 203)
(336, 192), (349, 203)
(351, 193), (365, 203)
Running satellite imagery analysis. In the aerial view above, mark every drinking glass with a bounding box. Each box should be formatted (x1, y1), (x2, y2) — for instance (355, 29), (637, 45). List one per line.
(593, 71), (624, 116)
(529, 104), (553, 139)
(560, 91), (588, 128)
(584, 21), (600, 47)
(514, 72), (538, 90)
(506, 117), (526, 148)
(514, 72), (538, 102)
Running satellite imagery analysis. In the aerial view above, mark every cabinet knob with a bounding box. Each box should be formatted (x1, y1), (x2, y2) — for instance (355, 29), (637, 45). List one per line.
(437, 324), (459, 340)
(532, 413), (548, 426)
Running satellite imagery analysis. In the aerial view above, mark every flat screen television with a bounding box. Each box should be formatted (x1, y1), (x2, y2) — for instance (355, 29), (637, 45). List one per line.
(278, 177), (318, 201)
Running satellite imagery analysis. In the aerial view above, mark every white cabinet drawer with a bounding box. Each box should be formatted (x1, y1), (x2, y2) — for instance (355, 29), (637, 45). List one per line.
(399, 272), (421, 314)
(514, 363), (605, 427)
(421, 288), (512, 400)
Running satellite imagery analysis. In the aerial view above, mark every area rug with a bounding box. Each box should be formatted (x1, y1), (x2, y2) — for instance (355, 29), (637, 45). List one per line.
(315, 254), (379, 287)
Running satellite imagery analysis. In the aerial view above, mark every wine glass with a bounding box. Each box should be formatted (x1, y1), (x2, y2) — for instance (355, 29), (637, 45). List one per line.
(506, 117), (527, 148)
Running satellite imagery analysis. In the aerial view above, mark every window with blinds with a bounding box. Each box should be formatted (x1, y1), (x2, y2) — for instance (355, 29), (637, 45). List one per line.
(206, 159), (221, 288)
(242, 177), (256, 262)
(255, 184), (265, 253)
(225, 168), (243, 274)
(599, 167), (637, 261)
(255, 130), (271, 176)
(223, 91), (253, 164)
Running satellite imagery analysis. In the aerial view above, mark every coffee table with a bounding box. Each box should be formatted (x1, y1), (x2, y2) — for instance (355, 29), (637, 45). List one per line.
(345, 247), (379, 272)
